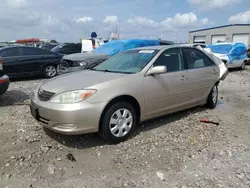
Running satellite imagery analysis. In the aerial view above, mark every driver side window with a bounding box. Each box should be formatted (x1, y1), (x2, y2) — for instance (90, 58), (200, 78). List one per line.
(153, 48), (184, 72)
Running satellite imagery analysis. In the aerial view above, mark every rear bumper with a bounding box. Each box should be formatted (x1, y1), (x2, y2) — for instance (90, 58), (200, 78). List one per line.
(220, 70), (229, 81)
(0, 75), (9, 95)
(227, 63), (241, 68)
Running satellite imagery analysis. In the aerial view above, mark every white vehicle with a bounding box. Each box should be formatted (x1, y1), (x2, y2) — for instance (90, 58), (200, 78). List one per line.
(205, 42), (248, 70)
(180, 43), (207, 49)
(81, 38), (105, 53)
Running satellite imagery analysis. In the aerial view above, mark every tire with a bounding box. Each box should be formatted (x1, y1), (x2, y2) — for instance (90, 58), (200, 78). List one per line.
(240, 61), (246, 70)
(0, 82), (10, 95)
(43, 65), (57, 78)
(0, 82), (9, 95)
(100, 102), (137, 143)
(206, 84), (218, 109)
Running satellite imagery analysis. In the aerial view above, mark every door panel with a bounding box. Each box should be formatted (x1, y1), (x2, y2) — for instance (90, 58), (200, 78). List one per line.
(1, 47), (22, 76)
(2, 57), (20, 76)
(184, 66), (218, 103)
(143, 48), (190, 118)
(182, 47), (219, 103)
(144, 70), (190, 117)
(19, 47), (51, 75)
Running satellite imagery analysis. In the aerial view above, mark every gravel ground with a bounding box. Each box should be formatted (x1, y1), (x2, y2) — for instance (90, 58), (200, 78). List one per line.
(1, 68), (250, 188)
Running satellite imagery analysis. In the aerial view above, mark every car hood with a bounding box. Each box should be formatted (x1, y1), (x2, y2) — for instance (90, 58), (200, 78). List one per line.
(39, 70), (127, 94)
(63, 52), (109, 61)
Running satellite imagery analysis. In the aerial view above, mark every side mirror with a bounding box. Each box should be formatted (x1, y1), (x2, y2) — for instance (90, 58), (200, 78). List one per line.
(146, 66), (167, 76)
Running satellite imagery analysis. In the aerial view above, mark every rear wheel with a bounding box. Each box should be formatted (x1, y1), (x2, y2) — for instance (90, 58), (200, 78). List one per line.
(43, 65), (57, 78)
(241, 61), (246, 70)
(100, 102), (136, 143)
(206, 84), (218, 109)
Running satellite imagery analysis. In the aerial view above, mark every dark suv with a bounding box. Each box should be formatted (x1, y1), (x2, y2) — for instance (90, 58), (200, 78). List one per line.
(50, 43), (82, 55)
(0, 57), (9, 95)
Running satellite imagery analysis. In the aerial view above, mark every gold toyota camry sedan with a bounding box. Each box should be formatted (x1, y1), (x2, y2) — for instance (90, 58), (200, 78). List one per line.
(30, 45), (228, 143)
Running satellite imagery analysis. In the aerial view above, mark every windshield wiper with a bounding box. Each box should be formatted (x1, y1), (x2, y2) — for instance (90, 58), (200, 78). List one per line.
(89, 68), (112, 72)
(89, 69), (133, 74)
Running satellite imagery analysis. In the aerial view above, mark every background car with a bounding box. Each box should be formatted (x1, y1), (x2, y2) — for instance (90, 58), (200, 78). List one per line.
(0, 46), (64, 78)
(58, 39), (173, 74)
(38, 43), (59, 51)
(50, 43), (82, 55)
(0, 57), (9, 95)
(181, 43), (207, 48)
(205, 42), (248, 70)
(30, 45), (228, 143)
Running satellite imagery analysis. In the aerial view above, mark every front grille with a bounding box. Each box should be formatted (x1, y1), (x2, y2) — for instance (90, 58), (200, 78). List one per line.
(38, 89), (55, 101)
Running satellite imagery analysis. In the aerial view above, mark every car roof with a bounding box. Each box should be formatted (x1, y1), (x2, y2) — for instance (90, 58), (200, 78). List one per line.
(0, 46), (19, 50)
(180, 43), (206, 46)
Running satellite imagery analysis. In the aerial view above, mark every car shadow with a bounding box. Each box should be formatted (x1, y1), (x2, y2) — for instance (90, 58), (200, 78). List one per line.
(0, 89), (30, 107)
(44, 106), (206, 149)
(9, 76), (45, 82)
(228, 65), (249, 72)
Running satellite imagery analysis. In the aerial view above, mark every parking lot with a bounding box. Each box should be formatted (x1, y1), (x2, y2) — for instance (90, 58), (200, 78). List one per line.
(0, 67), (250, 188)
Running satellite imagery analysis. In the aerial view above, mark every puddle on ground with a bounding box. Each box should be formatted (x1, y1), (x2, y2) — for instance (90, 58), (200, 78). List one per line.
(217, 100), (235, 112)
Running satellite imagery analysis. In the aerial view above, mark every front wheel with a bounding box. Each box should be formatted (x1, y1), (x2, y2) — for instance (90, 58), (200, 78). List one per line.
(43, 65), (57, 78)
(206, 84), (218, 109)
(100, 102), (137, 143)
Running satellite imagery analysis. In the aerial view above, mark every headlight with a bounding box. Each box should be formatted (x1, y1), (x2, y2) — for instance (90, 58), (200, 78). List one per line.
(50, 89), (96, 104)
(79, 61), (87, 66)
(30, 92), (34, 100)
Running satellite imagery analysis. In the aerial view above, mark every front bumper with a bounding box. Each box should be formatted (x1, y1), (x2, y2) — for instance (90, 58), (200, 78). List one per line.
(30, 96), (107, 135)
(0, 75), (9, 95)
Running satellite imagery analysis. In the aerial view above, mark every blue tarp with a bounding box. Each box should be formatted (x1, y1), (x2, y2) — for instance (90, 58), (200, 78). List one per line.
(92, 39), (160, 56)
(207, 42), (248, 64)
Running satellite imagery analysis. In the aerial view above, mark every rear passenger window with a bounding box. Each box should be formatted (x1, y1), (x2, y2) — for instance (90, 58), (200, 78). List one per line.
(23, 47), (41, 55)
(182, 48), (214, 69)
(153, 48), (184, 72)
(0, 48), (21, 57)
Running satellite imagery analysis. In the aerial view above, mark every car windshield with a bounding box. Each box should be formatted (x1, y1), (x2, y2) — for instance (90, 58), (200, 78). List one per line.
(92, 41), (126, 56)
(93, 49), (159, 74)
(209, 44), (233, 54)
(50, 44), (64, 53)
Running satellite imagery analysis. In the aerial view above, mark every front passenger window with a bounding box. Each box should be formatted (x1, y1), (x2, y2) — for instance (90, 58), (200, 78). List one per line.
(153, 48), (184, 72)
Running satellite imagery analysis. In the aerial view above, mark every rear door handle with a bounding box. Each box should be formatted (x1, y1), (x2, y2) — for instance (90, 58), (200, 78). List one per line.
(212, 68), (217, 74)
